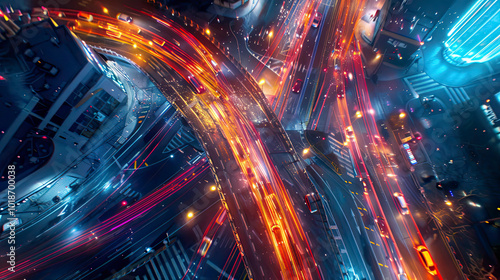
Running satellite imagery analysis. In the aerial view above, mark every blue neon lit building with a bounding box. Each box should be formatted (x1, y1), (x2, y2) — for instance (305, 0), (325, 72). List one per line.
(444, 0), (500, 64)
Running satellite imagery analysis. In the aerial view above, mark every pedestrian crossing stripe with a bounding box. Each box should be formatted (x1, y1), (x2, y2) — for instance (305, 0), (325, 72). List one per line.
(119, 183), (142, 199)
(404, 72), (444, 96)
(137, 240), (190, 280)
(404, 72), (471, 106)
(328, 134), (356, 178)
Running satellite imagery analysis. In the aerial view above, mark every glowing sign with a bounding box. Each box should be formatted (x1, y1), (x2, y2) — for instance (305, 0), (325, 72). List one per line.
(444, 0), (500, 64)
(403, 143), (417, 165)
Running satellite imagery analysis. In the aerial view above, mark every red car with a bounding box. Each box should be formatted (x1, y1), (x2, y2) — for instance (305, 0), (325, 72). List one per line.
(375, 216), (389, 238)
(292, 79), (303, 93)
(305, 193), (319, 213)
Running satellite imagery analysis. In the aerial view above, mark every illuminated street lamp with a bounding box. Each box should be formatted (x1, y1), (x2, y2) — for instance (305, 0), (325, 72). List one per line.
(258, 78), (266, 90)
(399, 112), (406, 119)
(205, 29), (211, 36)
(302, 148), (310, 155)
(355, 111), (362, 118)
(268, 30), (273, 48)
(187, 212), (194, 219)
(210, 185), (217, 191)
(103, 7), (108, 14)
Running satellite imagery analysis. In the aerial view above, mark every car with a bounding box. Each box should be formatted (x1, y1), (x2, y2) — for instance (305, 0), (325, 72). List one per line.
(398, 130), (413, 143)
(361, 178), (369, 195)
(394, 192), (409, 215)
(117, 13), (133, 23)
(333, 57), (341, 71)
(312, 12), (322, 28)
(291, 79), (303, 93)
(345, 126), (355, 140)
(187, 75), (206, 94)
(246, 167), (255, 179)
(416, 245), (437, 275)
(414, 132), (422, 141)
(337, 91), (345, 98)
(234, 140), (246, 158)
(296, 25), (304, 38)
(77, 12), (93, 22)
(199, 236), (212, 257)
(375, 216), (389, 238)
(2, 218), (22, 232)
(271, 224), (284, 246)
(211, 60), (221, 75)
(376, 119), (390, 140)
(305, 193), (319, 213)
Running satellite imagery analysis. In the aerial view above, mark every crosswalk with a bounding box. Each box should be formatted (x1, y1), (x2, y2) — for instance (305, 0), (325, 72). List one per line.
(404, 72), (471, 106)
(328, 134), (356, 178)
(403, 72), (445, 96)
(135, 240), (190, 280)
(444, 87), (470, 105)
(251, 53), (283, 74)
(118, 182), (142, 200)
(162, 127), (196, 153)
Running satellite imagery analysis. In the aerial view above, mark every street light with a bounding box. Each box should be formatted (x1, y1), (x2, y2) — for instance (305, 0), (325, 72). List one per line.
(103, 7), (108, 14)
(259, 78), (265, 91)
(268, 31), (273, 48)
(302, 148), (310, 155)
(187, 212), (194, 219)
(399, 112), (406, 119)
(205, 29), (211, 36)
(210, 185), (217, 191)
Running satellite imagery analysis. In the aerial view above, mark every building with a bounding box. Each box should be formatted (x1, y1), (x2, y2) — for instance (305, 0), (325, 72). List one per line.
(0, 17), (127, 198)
(370, 0), (454, 68)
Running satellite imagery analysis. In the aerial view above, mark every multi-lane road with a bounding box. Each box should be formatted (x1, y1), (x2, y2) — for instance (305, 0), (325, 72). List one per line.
(0, 0), (468, 278)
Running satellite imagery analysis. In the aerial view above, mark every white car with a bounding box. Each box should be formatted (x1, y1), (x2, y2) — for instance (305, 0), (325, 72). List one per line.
(117, 13), (133, 23)
(394, 192), (409, 215)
